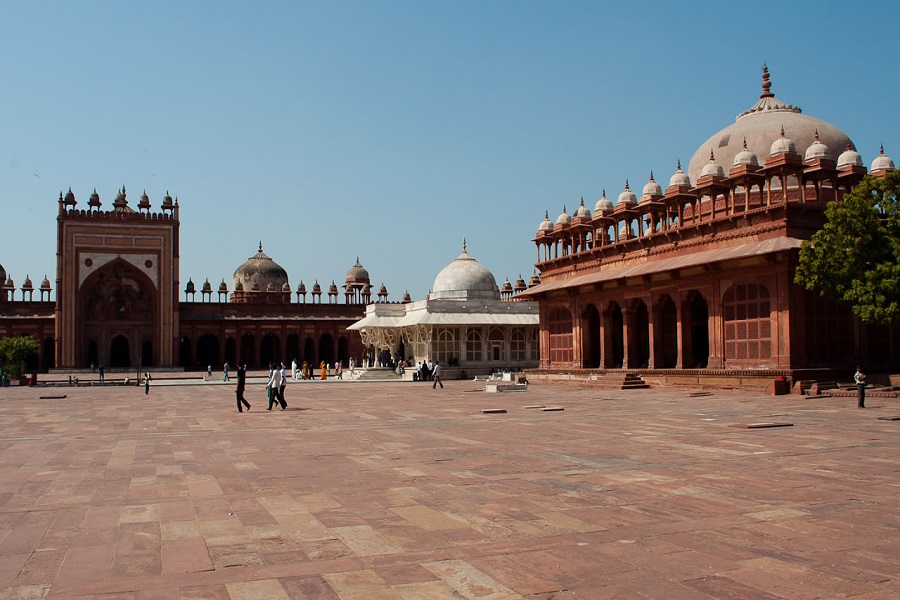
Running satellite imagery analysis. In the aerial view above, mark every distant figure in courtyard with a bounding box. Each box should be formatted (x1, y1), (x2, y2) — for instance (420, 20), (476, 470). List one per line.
(432, 361), (443, 389)
(98, 364), (104, 382)
(336, 360), (343, 379)
(278, 363), (288, 408)
(291, 358), (298, 381)
(320, 360), (327, 380)
(90, 362), (95, 373)
(266, 363), (285, 410)
(235, 364), (250, 412)
(207, 364), (212, 380)
(854, 366), (866, 408)
(144, 371), (151, 395)
(350, 357), (355, 379)
(223, 362), (230, 381)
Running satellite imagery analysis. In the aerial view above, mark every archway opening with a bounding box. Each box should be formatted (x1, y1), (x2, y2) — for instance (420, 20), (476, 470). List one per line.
(196, 334), (220, 370)
(110, 335), (131, 368)
(690, 294), (709, 368)
(606, 303), (624, 368)
(239, 333), (255, 367)
(260, 333), (280, 367)
(319, 334), (334, 366)
(583, 304), (601, 368)
(657, 295), (678, 368)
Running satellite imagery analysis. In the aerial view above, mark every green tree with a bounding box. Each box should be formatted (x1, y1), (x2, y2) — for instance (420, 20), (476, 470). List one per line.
(0, 335), (40, 377)
(795, 171), (900, 324)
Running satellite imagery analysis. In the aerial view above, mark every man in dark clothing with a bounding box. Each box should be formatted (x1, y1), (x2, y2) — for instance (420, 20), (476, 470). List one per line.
(236, 365), (251, 412)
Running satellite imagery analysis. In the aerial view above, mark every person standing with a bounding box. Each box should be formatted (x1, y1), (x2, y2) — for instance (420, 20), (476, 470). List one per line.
(98, 364), (104, 382)
(320, 360), (327, 380)
(854, 366), (866, 408)
(207, 365), (212, 380)
(223, 362), (230, 382)
(236, 364), (250, 412)
(432, 361), (444, 389)
(336, 360), (343, 380)
(144, 371), (151, 395)
(291, 358), (298, 381)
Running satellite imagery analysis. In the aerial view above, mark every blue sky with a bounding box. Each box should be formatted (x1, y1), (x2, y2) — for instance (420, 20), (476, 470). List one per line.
(2, 1), (899, 302)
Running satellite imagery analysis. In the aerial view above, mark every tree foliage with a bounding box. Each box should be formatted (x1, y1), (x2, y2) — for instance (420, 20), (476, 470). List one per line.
(0, 335), (40, 376)
(795, 171), (900, 324)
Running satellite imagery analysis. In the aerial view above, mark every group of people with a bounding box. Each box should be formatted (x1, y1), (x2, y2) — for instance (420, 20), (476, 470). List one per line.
(415, 359), (443, 389)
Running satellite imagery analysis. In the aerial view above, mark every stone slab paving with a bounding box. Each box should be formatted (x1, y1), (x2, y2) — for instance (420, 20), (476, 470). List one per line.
(0, 379), (898, 598)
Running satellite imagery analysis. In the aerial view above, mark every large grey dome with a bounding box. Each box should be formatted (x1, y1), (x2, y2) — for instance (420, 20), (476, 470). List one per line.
(232, 243), (288, 293)
(431, 242), (500, 301)
(688, 66), (853, 183)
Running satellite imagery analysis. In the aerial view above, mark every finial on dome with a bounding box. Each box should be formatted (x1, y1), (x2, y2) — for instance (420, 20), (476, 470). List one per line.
(462, 238), (467, 253)
(880, 144), (886, 155)
(708, 149), (715, 161)
(742, 137), (749, 150)
(780, 125), (786, 137)
(648, 170), (654, 181)
(602, 188), (606, 197)
(624, 180), (630, 191)
(258, 241), (263, 252)
(760, 64), (773, 98)
(814, 129), (820, 142)
(676, 159), (682, 170)
(580, 196), (585, 206)
(544, 210), (549, 219)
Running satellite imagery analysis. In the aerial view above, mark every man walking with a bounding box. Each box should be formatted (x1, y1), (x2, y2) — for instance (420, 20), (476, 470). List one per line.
(432, 360), (443, 389)
(236, 364), (251, 412)
(854, 365), (866, 408)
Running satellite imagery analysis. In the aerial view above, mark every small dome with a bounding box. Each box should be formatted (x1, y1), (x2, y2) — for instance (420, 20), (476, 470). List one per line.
(378, 283), (387, 295)
(40, 275), (51, 290)
(22, 275), (32, 290)
(218, 279), (228, 292)
(574, 198), (591, 220)
(641, 172), (662, 201)
(115, 186), (127, 204)
(235, 280), (244, 292)
(617, 181), (637, 207)
(555, 206), (571, 226)
(401, 290), (412, 303)
(538, 211), (554, 233)
(871, 145), (895, 172)
(528, 271), (541, 287)
(769, 126), (797, 156)
(733, 138), (760, 167)
(89, 188), (100, 206)
(201, 279), (212, 293)
(594, 190), (613, 214)
(297, 281), (306, 293)
(266, 282), (276, 292)
(837, 141), (863, 168)
(185, 279), (195, 293)
(312, 281), (322, 294)
(501, 278), (513, 292)
(804, 130), (831, 161)
(251, 282), (260, 292)
(283, 281), (292, 292)
(668, 161), (691, 188)
(232, 242), (289, 295)
(345, 258), (370, 285)
(162, 191), (173, 207)
(700, 150), (725, 178)
(139, 189), (151, 209)
(64, 188), (76, 206)
(431, 240), (500, 301)
(329, 281), (339, 294)
(4, 277), (14, 289)
(514, 274), (527, 291)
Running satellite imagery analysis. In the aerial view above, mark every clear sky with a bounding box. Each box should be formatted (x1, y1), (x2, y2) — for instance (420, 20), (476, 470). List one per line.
(2, 1), (899, 302)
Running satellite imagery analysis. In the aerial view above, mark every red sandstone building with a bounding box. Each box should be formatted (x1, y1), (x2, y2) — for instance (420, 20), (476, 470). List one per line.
(519, 68), (899, 386)
(0, 187), (374, 371)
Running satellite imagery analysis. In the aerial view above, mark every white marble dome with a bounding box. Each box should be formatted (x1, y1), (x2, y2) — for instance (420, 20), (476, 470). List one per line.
(733, 138), (760, 167)
(538, 211), (554, 233)
(431, 242), (500, 301)
(574, 199), (591, 220)
(668, 162), (691, 188)
(617, 182), (637, 207)
(688, 66), (853, 183)
(594, 190), (613, 214)
(700, 150), (725, 178)
(804, 131), (831, 161)
(871, 145), (895, 172)
(641, 172), (662, 200)
(837, 141), (864, 168)
(555, 207), (572, 226)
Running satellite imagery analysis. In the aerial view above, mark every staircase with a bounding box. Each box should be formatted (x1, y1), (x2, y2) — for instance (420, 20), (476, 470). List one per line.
(588, 372), (650, 390)
(353, 367), (403, 381)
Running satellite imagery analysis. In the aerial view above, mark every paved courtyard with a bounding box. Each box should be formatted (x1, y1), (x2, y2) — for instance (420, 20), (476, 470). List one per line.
(0, 377), (898, 599)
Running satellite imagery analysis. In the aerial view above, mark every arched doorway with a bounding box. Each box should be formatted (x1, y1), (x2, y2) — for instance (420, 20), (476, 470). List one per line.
(319, 334), (334, 366)
(689, 293), (709, 368)
(179, 337), (192, 369)
(304, 337), (315, 365)
(196, 334), (220, 370)
(224, 337), (236, 367)
(42, 337), (55, 371)
(286, 334), (300, 366)
(260, 333), (280, 367)
(86, 340), (98, 369)
(79, 259), (155, 371)
(239, 333), (255, 367)
(141, 340), (153, 368)
(338, 336), (349, 367)
(583, 304), (601, 368)
(110, 335), (131, 368)
(632, 299), (650, 368)
(605, 303), (624, 368)
(656, 295), (678, 368)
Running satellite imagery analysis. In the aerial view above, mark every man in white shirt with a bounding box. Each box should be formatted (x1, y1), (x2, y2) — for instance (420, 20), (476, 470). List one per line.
(432, 361), (443, 389)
